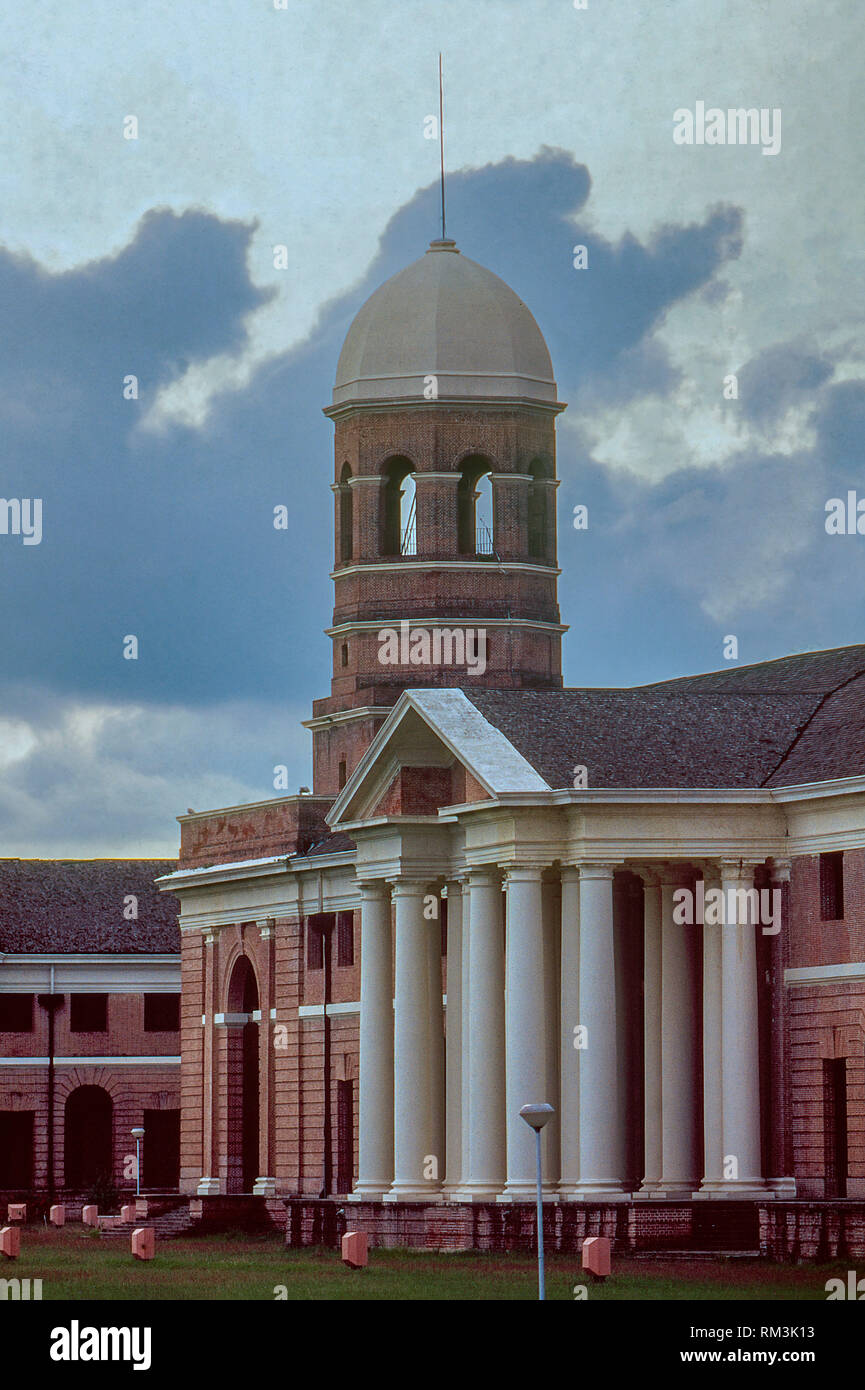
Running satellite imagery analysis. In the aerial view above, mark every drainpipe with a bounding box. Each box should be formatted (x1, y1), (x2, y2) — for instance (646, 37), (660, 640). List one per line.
(37, 966), (63, 1204)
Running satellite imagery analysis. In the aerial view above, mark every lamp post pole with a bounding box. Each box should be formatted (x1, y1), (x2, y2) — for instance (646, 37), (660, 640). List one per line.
(519, 1102), (555, 1302)
(131, 1127), (145, 1198)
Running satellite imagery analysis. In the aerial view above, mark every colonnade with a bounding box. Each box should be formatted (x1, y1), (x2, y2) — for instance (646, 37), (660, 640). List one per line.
(353, 860), (784, 1203)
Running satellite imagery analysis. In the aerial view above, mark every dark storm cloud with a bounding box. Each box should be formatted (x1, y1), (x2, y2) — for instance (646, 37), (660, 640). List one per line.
(0, 149), (748, 711)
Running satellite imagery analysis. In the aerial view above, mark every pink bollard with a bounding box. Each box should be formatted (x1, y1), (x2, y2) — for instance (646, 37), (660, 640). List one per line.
(341, 1231), (368, 1268)
(581, 1236), (611, 1277)
(121, 1204), (135, 1223)
(49, 1205), (65, 1227)
(7, 1204), (26, 1222)
(132, 1227), (155, 1260)
(82, 1205), (99, 1227)
(0, 1226), (21, 1258)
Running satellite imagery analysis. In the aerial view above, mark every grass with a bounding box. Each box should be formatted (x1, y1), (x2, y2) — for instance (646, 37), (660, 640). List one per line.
(0, 1228), (850, 1300)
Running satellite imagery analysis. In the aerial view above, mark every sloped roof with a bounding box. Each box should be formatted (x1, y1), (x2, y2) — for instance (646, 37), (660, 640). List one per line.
(0, 860), (180, 954)
(465, 645), (865, 791)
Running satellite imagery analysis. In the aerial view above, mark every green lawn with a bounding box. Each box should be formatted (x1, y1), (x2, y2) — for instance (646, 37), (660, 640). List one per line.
(0, 1228), (847, 1300)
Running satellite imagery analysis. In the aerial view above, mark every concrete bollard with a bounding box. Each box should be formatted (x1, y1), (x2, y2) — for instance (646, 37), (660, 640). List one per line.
(581, 1236), (611, 1278)
(132, 1227), (155, 1260)
(341, 1231), (368, 1268)
(121, 1204), (136, 1223)
(49, 1205), (65, 1227)
(0, 1226), (21, 1259)
(82, 1205), (99, 1227)
(6, 1204), (26, 1223)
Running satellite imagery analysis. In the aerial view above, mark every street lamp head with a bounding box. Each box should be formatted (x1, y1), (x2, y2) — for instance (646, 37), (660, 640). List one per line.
(130, 1127), (145, 1139)
(519, 1102), (555, 1132)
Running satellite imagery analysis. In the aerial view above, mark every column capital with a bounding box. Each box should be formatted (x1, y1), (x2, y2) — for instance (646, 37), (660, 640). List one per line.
(718, 857), (761, 883)
(358, 878), (391, 900)
(502, 863), (547, 884)
(574, 862), (619, 881)
(387, 877), (431, 898)
(465, 866), (503, 888)
(768, 857), (792, 883)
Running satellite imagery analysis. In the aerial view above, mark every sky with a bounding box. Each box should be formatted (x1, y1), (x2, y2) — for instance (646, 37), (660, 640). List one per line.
(0, 0), (863, 856)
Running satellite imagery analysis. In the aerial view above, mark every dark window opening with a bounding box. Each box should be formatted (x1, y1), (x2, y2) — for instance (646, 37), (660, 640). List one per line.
(457, 457), (494, 555)
(527, 460), (548, 559)
(340, 642), (349, 668)
(65, 1086), (113, 1189)
(144, 994), (180, 1032)
(307, 921), (325, 970)
(337, 1079), (354, 1194)
(0, 994), (34, 1032)
(823, 1057), (848, 1198)
(820, 852), (844, 921)
(338, 759), (347, 790)
(381, 457), (416, 555)
(70, 993), (108, 1033)
(339, 463), (353, 562)
(337, 911), (354, 967)
(0, 1111), (34, 1188)
(142, 1109), (181, 1189)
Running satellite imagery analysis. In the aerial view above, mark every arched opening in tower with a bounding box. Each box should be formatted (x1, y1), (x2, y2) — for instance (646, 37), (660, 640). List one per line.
(458, 456), (494, 556)
(381, 457), (416, 556)
(338, 463), (353, 562)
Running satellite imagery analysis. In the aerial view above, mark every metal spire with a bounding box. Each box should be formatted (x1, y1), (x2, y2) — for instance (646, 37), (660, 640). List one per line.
(439, 53), (446, 241)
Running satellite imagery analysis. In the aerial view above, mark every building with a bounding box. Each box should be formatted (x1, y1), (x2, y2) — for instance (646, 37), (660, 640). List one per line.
(0, 860), (180, 1204)
(95, 238), (865, 1253)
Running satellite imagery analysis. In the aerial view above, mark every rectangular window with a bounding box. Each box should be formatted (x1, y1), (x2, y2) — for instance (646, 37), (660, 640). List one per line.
(820, 851), (844, 921)
(0, 1112), (34, 1188)
(307, 920), (324, 970)
(337, 1079), (354, 1194)
(823, 1057), (848, 1198)
(0, 994), (34, 1032)
(70, 993), (108, 1033)
(336, 911), (354, 968)
(144, 994), (181, 1032)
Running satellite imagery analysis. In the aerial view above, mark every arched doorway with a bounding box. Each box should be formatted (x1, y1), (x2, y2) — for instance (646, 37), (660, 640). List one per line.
(64, 1086), (113, 1190)
(226, 956), (260, 1194)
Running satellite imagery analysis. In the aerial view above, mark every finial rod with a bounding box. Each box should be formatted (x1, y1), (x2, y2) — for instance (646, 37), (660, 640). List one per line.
(439, 53), (446, 241)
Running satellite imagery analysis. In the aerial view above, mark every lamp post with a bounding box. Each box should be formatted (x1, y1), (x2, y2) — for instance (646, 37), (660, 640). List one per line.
(131, 1127), (145, 1197)
(519, 1103), (555, 1301)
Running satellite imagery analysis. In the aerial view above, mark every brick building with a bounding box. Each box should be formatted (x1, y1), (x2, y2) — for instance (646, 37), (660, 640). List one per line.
(0, 860), (180, 1204)
(94, 240), (865, 1252)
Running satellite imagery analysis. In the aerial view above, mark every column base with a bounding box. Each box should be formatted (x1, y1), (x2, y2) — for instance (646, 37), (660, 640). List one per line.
(196, 1177), (222, 1196)
(653, 1180), (701, 1199)
(346, 1184), (392, 1202)
(382, 1185), (444, 1204)
(768, 1177), (797, 1199)
(558, 1181), (629, 1202)
(692, 1180), (768, 1200)
(633, 1185), (665, 1200)
(253, 1177), (276, 1197)
(497, 1184), (559, 1203)
(448, 1183), (505, 1203)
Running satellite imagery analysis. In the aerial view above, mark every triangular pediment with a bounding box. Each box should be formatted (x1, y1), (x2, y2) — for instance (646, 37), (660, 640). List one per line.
(328, 689), (550, 829)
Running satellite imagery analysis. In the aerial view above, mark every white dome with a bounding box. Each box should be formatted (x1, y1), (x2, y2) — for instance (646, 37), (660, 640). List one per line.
(330, 240), (558, 410)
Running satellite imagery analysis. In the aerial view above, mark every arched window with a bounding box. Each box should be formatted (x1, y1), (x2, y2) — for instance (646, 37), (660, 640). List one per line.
(527, 460), (548, 560)
(381, 457), (416, 556)
(457, 456), (494, 555)
(226, 956), (259, 1194)
(338, 463), (353, 562)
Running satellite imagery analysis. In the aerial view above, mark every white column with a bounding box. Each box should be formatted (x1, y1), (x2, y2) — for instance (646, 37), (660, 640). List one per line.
(697, 868), (724, 1196)
(638, 872), (662, 1196)
(386, 879), (440, 1201)
(452, 868), (505, 1199)
(657, 876), (701, 1195)
(502, 866), (547, 1200)
(353, 881), (393, 1198)
(426, 888), (445, 1188)
(558, 866), (580, 1198)
(719, 860), (766, 1196)
(541, 873), (561, 1187)
(443, 880), (464, 1195)
(572, 864), (628, 1199)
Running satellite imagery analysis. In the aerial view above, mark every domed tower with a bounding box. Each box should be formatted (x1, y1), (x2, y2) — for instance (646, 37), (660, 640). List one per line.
(306, 238), (567, 795)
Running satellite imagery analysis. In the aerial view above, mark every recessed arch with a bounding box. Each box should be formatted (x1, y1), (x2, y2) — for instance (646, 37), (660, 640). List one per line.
(527, 458), (550, 560)
(64, 1085), (113, 1190)
(338, 463), (353, 562)
(380, 456), (416, 556)
(457, 455), (495, 555)
(225, 955), (260, 1193)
